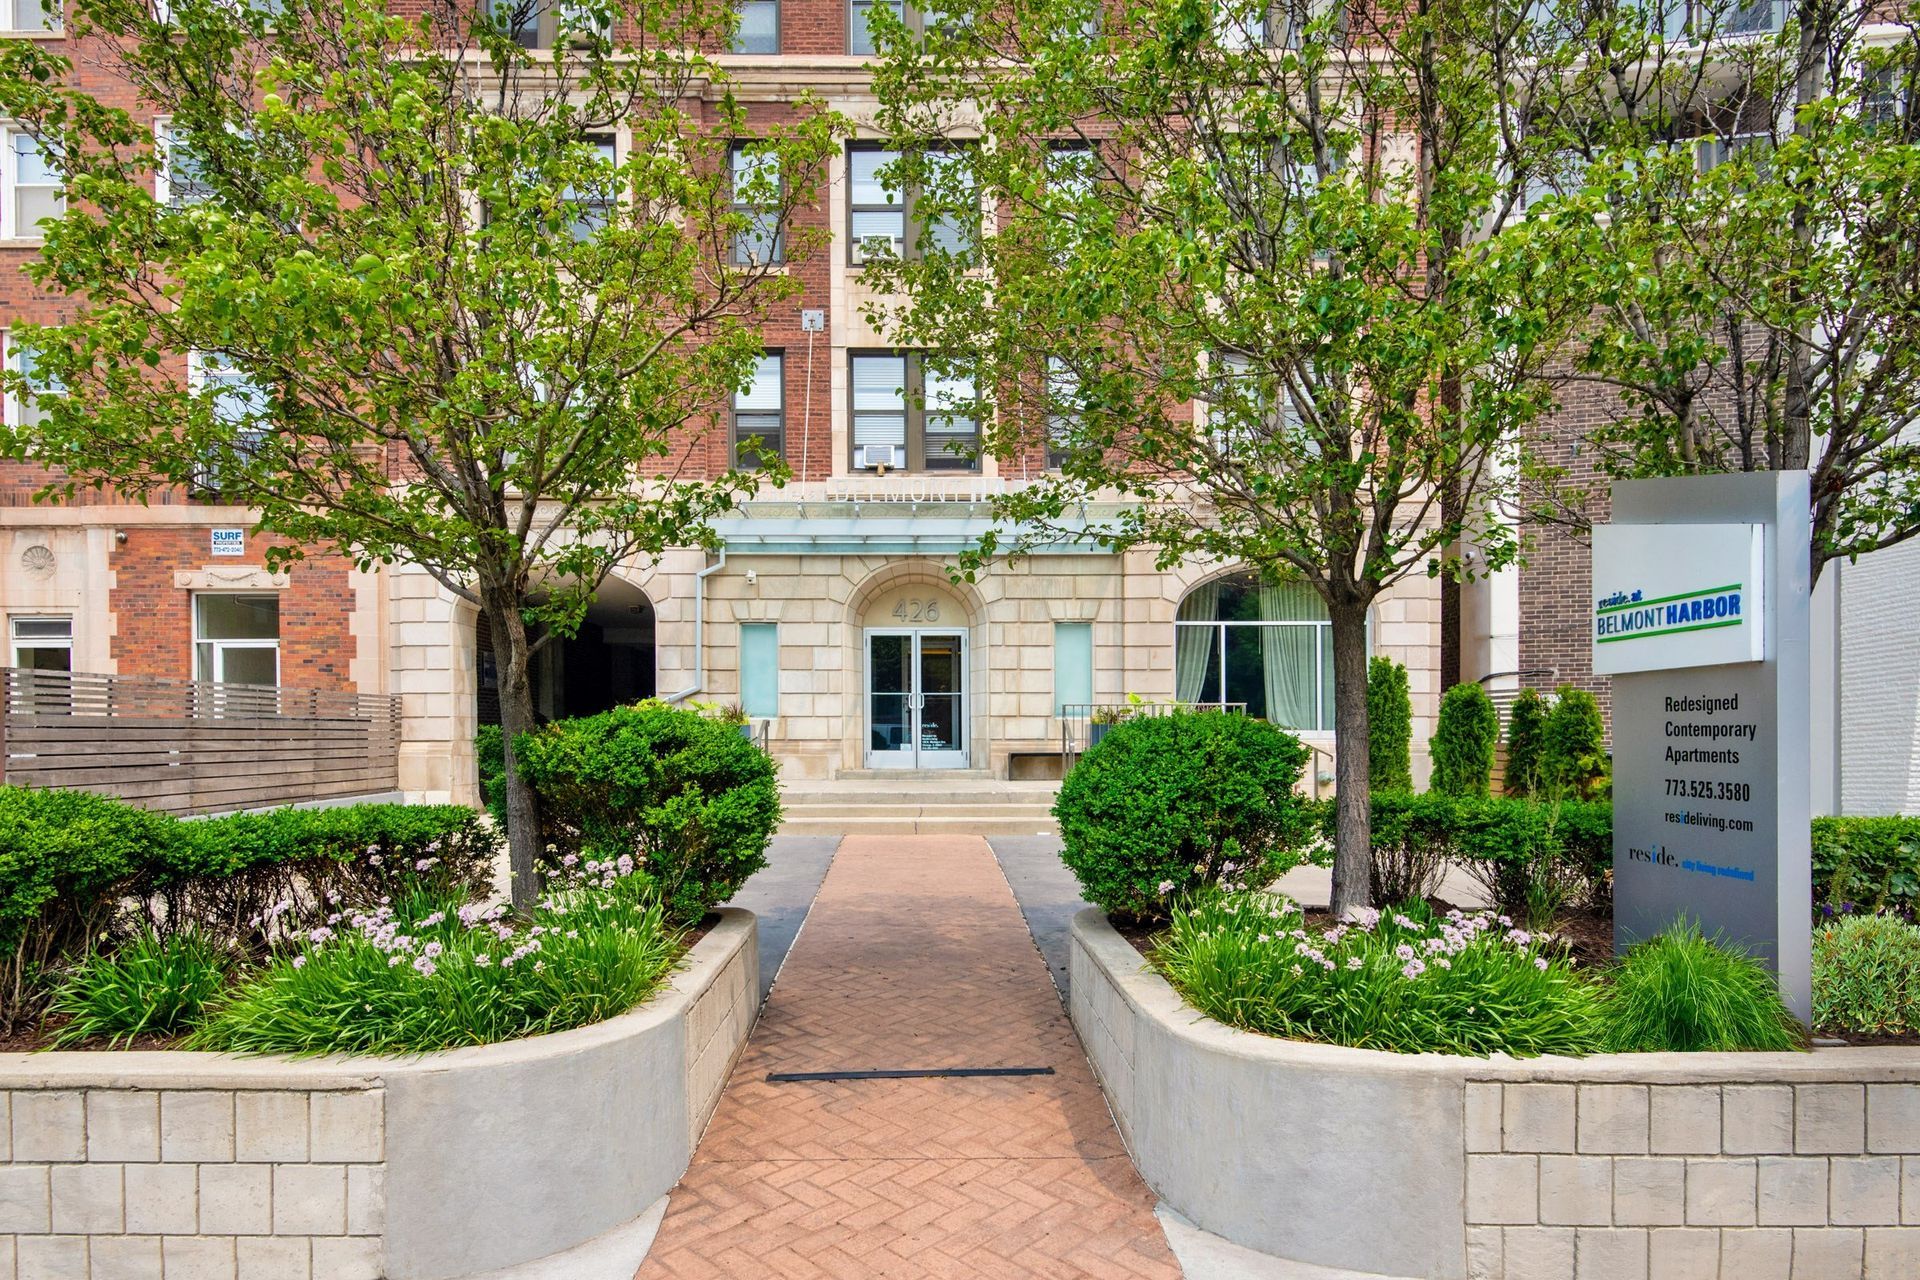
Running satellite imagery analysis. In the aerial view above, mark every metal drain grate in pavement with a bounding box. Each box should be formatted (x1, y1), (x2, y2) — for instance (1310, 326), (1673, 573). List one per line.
(766, 1066), (1055, 1083)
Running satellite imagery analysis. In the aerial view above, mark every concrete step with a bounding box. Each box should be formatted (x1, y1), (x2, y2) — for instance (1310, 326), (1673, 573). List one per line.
(782, 783), (1060, 807)
(783, 802), (1057, 820)
(778, 813), (1061, 836)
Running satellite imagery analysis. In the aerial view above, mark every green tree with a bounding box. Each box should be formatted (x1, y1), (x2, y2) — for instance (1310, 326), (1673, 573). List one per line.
(1541, 686), (1609, 800)
(1367, 657), (1414, 793)
(1523, 0), (1920, 577)
(1503, 687), (1549, 797)
(1430, 683), (1498, 797)
(866, 0), (1588, 913)
(0, 0), (842, 909)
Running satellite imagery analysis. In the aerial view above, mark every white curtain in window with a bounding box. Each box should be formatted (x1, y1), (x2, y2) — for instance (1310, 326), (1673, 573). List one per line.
(1259, 579), (1323, 730)
(1174, 582), (1218, 703)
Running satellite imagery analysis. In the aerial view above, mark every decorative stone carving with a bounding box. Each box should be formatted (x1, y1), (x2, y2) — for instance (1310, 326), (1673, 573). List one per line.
(20, 544), (56, 578)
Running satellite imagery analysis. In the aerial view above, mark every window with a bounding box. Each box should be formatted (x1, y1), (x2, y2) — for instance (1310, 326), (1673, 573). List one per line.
(740, 623), (779, 718)
(3, 331), (64, 429)
(10, 616), (71, 672)
(4, 129), (62, 240)
(1205, 352), (1308, 460)
(4, 0), (59, 33)
(1174, 570), (1335, 731)
(1214, 0), (1265, 50)
(1045, 357), (1079, 469)
(488, 0), (609, 48)
(563, 135), (618, 239)
(730, 145), (783, 264)
(847, 144), (977, 264)
(849, 0), (902, 54)
(849, 352), (979, 472)
(194, 594), (280, 686)
(733, 0), (778, 51)
(156, 121), (213, 208)
(1865, 67), (1906, 130)
(922, 362), (978, 470)
(732, 352), (784, 468)
(1053, 622), (1092, 716)
(189, 351), (271, 493)
(1696, 131), (1771, 177)
(848, 146), (905, 263)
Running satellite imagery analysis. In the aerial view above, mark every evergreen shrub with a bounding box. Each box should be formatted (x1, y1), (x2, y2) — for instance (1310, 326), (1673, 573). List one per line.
(1054, 710), (1313, 921)
(1430, 683), (1498, 797)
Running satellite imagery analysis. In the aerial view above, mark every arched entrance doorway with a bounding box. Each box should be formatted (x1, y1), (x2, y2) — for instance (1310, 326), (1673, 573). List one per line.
(850, 571), (981, 771)
(474, 577), (656, 726)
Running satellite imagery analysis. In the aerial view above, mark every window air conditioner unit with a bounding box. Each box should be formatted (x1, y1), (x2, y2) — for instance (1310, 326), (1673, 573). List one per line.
(854, 445), (903, 471)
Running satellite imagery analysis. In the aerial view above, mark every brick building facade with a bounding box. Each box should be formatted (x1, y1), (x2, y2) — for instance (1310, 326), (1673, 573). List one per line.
(0, 0), (1466, 803)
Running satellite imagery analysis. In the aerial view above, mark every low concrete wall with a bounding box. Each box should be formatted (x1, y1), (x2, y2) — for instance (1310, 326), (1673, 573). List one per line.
(1071, 907), (1920, 1280)
(0, 907), (757, 1280)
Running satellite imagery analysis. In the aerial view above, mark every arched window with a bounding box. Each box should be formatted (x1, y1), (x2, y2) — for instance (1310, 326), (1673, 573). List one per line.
(1174, 570), (1334, 731)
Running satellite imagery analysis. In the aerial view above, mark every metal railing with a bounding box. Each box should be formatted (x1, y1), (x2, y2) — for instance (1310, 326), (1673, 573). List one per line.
(0, 667), (404, 816)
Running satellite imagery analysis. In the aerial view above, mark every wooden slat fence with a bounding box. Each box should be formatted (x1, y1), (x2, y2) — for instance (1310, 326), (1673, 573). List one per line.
(0, 668), (403, 816)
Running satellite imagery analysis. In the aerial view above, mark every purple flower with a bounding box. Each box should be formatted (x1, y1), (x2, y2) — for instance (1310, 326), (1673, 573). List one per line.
(291, 954), (307, 970)
(1401, 959), (1426, 979)
(1534, 957), (1549, 971)
(1157, 880), (1176, 895)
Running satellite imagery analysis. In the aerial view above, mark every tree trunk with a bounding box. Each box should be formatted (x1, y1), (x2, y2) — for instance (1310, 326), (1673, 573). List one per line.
(481, 591), (543, 913)
(1327, 597), (1374, 917)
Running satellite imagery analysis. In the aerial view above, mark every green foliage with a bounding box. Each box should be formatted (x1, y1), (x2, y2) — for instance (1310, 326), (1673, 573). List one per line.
(0, 0), (845, 910)
(513, 701), (781, 923)
(1602, 925), (1801, 1053)
(1355, 791), (1611, 925)
(0, 787), (188, 1028)
(475, 726), (509, 830)
(866, 0), (1588, 916)
(190, 879), (680, 1056)
(1367, 657), (1414, 793)
(1053, 711), (1313, 922)
(1541, 686), (1610, 800)
(1811, 816), (1920, 917)
(1503, 688), (1549, 797)
(1430, 683), (1499, 798)
(1534, 20), (1920, 572)
(0, 786), (494, 1027)
(49, 927), (230, 1049)
(1155, 894), (1605, 1057)
(1812, 914), (1920, 1037)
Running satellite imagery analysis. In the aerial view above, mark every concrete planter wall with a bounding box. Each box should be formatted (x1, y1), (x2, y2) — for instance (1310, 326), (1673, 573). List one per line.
(1071, 907), (1920, 1280)
(0, 907), (757, 1280)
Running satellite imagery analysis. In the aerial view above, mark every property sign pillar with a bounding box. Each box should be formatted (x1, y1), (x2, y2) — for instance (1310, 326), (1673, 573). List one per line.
(1595, 473), (1812, 1023)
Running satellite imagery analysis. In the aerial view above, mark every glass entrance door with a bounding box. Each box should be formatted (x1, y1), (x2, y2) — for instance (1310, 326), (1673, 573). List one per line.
(865, 630), (969, 769)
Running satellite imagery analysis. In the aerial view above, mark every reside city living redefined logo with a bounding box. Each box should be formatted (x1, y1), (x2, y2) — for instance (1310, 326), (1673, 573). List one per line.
(1594, 583), (1745, 644)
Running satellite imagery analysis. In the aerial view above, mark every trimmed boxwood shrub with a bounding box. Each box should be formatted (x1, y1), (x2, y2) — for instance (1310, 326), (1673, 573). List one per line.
(1367, 657), (1414, 793)
(513, 701), (781, 923)
(1431, 683), (1499, 797)
(1053, 709), (1313, 921)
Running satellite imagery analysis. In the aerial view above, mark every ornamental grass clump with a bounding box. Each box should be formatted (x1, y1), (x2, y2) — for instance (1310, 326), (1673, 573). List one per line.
(1154, 894), (1606, 1057)
(1602, 924), (1800, 1053)
(48, 926), (231, 1048)
(1812, 913), (1920, 1037)
(190, 862), (681, 1056)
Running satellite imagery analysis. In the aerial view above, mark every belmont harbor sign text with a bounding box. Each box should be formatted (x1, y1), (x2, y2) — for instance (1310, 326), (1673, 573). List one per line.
(1595, 476), (1812, 1023)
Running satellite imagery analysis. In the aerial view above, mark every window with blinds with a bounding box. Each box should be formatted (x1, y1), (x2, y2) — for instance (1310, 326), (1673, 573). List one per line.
(733, 353), (784, 469)
(849, 351), (979, 472)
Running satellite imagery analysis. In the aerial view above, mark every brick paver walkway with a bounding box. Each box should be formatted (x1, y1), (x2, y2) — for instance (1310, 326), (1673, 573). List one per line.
(636, 835), (1181, 1279)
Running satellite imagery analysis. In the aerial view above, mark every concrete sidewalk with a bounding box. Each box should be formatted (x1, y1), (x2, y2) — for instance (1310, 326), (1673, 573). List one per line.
(635, 835), (1180, 1279)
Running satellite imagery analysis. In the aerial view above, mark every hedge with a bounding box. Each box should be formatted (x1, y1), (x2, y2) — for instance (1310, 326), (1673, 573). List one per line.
(1344, 797), (1915, 926)
(1812, 816), (1920, 918)
(0, 787), (497, 1028)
